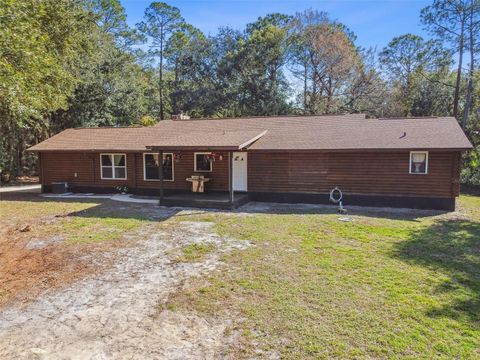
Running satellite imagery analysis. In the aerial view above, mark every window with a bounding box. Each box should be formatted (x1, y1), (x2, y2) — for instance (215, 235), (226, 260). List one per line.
(101, 154), (126, 179)
(194, 152), (212, 172)
(143, 153), (174, 181)
(409, 151), (428, 174)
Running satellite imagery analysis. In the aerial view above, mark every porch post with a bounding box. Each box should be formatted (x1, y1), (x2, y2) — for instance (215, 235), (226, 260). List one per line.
(159, 150), (164, 204)
(229, 151), (234, 206)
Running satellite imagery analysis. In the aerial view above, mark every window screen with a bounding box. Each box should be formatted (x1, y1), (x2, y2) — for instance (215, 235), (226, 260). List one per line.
(410, 152), (428, 174)
(101, 154), (126, 179)
(144, 153), (173, 180)
(195, 153), (212, 172)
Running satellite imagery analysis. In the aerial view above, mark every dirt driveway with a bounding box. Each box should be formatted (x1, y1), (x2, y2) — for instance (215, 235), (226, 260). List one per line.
(0, 194), (248, 359)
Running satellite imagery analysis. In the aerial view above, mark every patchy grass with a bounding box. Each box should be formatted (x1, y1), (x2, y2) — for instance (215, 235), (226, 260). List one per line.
(177, 243), (216, 263)
(47, 216), (147, 245)
(0, 196), (156, 307)
(1, 199), (150, 245)
(1, 199), (98, 222)
(168, 196), (480, 359)
(458, 194), (480, 219)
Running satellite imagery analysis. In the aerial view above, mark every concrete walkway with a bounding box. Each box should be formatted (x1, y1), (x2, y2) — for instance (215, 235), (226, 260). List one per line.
(0, 185), (41, 193)
(41, 192), (159, 204)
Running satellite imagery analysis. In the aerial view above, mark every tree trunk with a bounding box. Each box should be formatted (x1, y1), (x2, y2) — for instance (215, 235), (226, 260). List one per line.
(159, 24), (164, 121)
(462, 1), (475, 129)
(303, 57), (308, 113)
(18, 129), (24, 176)
(173, 61), (178, 115)
(405, 76), (411, 117)
(13, 128), (20, 178)
(326, 77), (332, 114)
(271, 66), (277, 115)
(312, 69), (318, 113)
(453, 18), (466, 118)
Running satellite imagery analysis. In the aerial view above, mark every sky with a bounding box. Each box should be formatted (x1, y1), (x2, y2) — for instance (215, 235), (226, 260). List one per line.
(121, 0), (431, 51)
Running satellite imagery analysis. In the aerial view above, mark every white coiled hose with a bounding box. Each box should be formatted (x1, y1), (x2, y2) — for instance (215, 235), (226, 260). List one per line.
(329, 187), (343, 204)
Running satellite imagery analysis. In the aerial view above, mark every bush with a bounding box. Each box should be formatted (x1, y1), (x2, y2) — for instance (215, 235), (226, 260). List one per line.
(461, 146), (480, 186)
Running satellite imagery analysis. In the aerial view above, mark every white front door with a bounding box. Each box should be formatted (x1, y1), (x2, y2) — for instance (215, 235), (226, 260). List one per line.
(232, 152), (247, 192)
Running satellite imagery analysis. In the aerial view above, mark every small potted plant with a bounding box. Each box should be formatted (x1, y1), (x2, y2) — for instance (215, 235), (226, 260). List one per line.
(115, 185), (128, 194)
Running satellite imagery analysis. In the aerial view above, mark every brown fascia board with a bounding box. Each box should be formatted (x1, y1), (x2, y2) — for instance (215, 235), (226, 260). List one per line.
(146, 145), (241, 151)
(247, 147), (472, 153)
(27, 147), (472, 153)
(26, 148), (148, 153)
(238, 130), (268, 149)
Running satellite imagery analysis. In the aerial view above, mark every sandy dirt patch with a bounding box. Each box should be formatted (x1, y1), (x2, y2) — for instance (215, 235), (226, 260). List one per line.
(0, 217), (249, 359)
(0, 214), (99, 308)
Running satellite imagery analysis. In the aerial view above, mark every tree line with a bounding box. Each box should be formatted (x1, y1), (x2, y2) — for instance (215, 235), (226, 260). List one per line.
(0, 0), (478, 184)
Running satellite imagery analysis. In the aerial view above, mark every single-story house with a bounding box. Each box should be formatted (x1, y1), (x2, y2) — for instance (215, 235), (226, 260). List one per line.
(27, 114), (472, 210)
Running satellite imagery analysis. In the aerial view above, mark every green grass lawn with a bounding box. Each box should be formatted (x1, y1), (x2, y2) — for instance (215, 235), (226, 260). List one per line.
(169, 195), (480, 359)
(1, 198), (150, 244)
(2, 193), (479, 357)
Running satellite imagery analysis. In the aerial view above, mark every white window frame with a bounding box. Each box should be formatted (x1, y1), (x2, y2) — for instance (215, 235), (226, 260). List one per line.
(194, 152), (213, 172)
(409, 151), (429, 175)
(100, 153), (127, 180)
(143, 153), (174, 182)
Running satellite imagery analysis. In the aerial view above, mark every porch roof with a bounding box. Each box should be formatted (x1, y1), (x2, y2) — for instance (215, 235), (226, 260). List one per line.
(146, 129), (267, 151)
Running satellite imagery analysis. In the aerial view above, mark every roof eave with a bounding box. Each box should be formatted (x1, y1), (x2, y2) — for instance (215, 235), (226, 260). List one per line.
(146, 145), (241, 151)
(238, 130), (268, 149)
(25, 148), (148, 153)
(248, 146), (473, 152)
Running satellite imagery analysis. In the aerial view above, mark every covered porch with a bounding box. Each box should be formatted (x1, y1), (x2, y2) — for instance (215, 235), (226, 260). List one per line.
(161, 191), (250, 209)
(147, 129), (266, 209)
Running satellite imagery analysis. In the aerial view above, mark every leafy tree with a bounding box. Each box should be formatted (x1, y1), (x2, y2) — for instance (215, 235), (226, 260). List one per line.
(289, 10), (330, 112)
(462, 0), (480, 128)
(48, 46), (150, 130)
(47, 0), (150, 130)
(344, 48), (390, 117)
(136, 2), (185, 120)
(165, 24), (205, 114)
(379, 34), (450, 116)
(289, 10), (360, 114)
(0, 0), (97, 176)
(171, 27), (245, 117)
(1, 0), (478, 186)
(236, 15), (293, 115)
(135, 114), (157, 126)
(421, 0), (472, 118)
(246, 13), (292, 33)
(307, 23), (360, 113)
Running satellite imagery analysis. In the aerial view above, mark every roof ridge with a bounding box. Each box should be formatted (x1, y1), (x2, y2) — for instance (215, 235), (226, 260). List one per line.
(378, 116), (440, 120)
(70, 126), (148, 130)
(162, 113), (366, 122)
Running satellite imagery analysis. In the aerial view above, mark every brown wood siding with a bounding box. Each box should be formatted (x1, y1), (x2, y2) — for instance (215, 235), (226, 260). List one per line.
(134, 152), (229, 191)
(248, 151), (460, 198)
(40, 151), (229, 192)
(42, 152), (96, 186)
(40, 150), (460, 198)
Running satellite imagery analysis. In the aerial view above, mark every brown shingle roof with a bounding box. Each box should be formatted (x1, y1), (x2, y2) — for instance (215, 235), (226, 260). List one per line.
(147, 129), (268, 150)
(27, 114), (472, 152)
